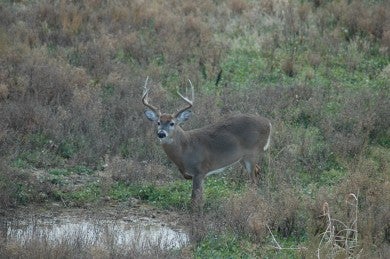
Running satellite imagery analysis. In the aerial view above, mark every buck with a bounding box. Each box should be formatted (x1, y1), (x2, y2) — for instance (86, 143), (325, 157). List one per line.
(142, 77), (272, 211)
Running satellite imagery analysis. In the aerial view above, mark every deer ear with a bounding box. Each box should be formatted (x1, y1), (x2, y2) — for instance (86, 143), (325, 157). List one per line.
(176, 110), (192, 124)
(144, 110), (158, 122)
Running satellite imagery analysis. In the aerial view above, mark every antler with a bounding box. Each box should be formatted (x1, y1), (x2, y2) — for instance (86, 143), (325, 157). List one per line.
(141, 76), (160, 114)
(175, 79), (194, 117)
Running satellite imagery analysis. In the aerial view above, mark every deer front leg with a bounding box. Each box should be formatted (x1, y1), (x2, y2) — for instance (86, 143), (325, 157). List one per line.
(191, 174), (204, 213)
(189, 174), (206, 241)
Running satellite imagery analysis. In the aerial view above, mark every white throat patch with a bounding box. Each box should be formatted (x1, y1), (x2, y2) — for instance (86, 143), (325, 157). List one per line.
(159, 137), (173, 144)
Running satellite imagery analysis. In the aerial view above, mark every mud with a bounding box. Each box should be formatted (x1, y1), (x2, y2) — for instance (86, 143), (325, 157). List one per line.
(0, 202), (189, 251)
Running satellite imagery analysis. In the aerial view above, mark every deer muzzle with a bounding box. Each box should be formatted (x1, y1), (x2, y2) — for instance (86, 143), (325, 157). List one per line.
(157, 130), (167, 139)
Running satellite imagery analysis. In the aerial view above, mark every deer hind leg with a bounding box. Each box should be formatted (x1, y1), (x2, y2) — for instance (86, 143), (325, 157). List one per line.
(254, 164), (261, 177)
(241, 156), (258, 185)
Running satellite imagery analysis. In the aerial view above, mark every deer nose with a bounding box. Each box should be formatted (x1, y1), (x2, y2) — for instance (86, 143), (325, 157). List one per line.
(157, 131), (166, 138)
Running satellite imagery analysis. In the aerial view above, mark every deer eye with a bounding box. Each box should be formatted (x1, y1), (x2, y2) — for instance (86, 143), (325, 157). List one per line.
(157, 121), (161, 126)
(170, 122), (175, 126)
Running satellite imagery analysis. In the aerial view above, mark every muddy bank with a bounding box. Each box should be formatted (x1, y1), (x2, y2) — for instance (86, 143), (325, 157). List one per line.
(0, 202), (190, 252)
(1, 200), (188, 225)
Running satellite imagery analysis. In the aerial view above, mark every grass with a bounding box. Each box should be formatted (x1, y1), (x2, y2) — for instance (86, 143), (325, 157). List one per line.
(195, 233), (258, 258)
(110, 181), (191, 209)
(66, 183), (101, 203)
(109, 174), (246, 210)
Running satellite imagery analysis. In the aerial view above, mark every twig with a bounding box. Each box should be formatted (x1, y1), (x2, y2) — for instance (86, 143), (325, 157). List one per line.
(266, 224), (282, 250)
(317, 193), (360, 258)
(266, 224), (306, 251)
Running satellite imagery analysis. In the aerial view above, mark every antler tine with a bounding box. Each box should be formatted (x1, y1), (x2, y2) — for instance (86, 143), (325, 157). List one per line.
(141, 76), (149, 99)
(188, 79), (195, 103)
(141, 76), (159, 113)
(175, 79), (195, 116)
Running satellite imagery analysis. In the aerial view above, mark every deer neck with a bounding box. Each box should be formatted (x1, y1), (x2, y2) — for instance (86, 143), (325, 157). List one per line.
(161, 127), (189, 167)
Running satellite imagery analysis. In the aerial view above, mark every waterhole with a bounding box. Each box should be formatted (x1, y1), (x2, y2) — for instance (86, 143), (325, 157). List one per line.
(1, 213), (189, 251)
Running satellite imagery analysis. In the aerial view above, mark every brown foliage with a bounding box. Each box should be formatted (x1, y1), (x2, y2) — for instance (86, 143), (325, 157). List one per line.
(229, 0), (248, 14)
(308, 151), (390, 253)
(211, 189), (271, 242)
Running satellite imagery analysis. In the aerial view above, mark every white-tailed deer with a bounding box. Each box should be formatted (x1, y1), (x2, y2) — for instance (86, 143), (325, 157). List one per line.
(142, 77), (272, 211)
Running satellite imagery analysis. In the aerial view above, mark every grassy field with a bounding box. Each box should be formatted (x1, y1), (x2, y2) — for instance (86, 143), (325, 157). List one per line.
(0, 0), (389, 258)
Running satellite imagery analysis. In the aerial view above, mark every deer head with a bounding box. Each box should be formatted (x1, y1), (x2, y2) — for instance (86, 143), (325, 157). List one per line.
(142, 77), (194, 144)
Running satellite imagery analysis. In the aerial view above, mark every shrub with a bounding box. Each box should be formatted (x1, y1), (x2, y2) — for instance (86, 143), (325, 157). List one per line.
(321, 88), (388, 159)
(307, 149), (390, 256)
(0, 162), (19, 208)
(229, 0), (248, 14)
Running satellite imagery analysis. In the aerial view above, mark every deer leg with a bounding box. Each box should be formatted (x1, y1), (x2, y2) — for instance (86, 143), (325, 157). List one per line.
(191, 174), (204, 214)
(242, 156), (258, 185)
(254, 151), (266, 181)
(188, 173), (206, 241)
(254, 164), (261, 177)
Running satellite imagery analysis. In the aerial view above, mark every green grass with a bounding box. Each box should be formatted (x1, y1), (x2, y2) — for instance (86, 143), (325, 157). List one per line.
(110, 175), (246, 210)
(48, 168), (70, 176)
(48, 166), (95, 177)
(68, 183), (101, 203)
(218, 30), (388, 92)
(70, 165), (94, 175)
(53, 183), (102, 205)
(195, 233), (257, 258)
(194, 232), (306, 258)
(221, 47), (267, 88)
(110, 180), (191, 209)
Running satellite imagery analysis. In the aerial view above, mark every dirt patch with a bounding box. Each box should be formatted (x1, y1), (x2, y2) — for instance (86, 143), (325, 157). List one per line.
(1, 201), (188, 230)
(0, 165), (192, 246)
(1, 202), (191, 252)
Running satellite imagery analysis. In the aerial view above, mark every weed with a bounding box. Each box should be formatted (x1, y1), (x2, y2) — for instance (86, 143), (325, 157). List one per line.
(110, 181), (191, 210)
(48, 168), (69, 176)
(317, 194), (360, 258)
(71, 165), (94, 175)
(195, 233), (256, 258)
(66, 183), (101, 205)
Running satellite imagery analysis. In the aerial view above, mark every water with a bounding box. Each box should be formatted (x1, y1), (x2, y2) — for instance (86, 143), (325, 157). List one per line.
(2, 214), (189, 251)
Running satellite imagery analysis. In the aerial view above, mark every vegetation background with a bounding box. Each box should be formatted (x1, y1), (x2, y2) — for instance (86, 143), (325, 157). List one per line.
(0, 0), (389, 257)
